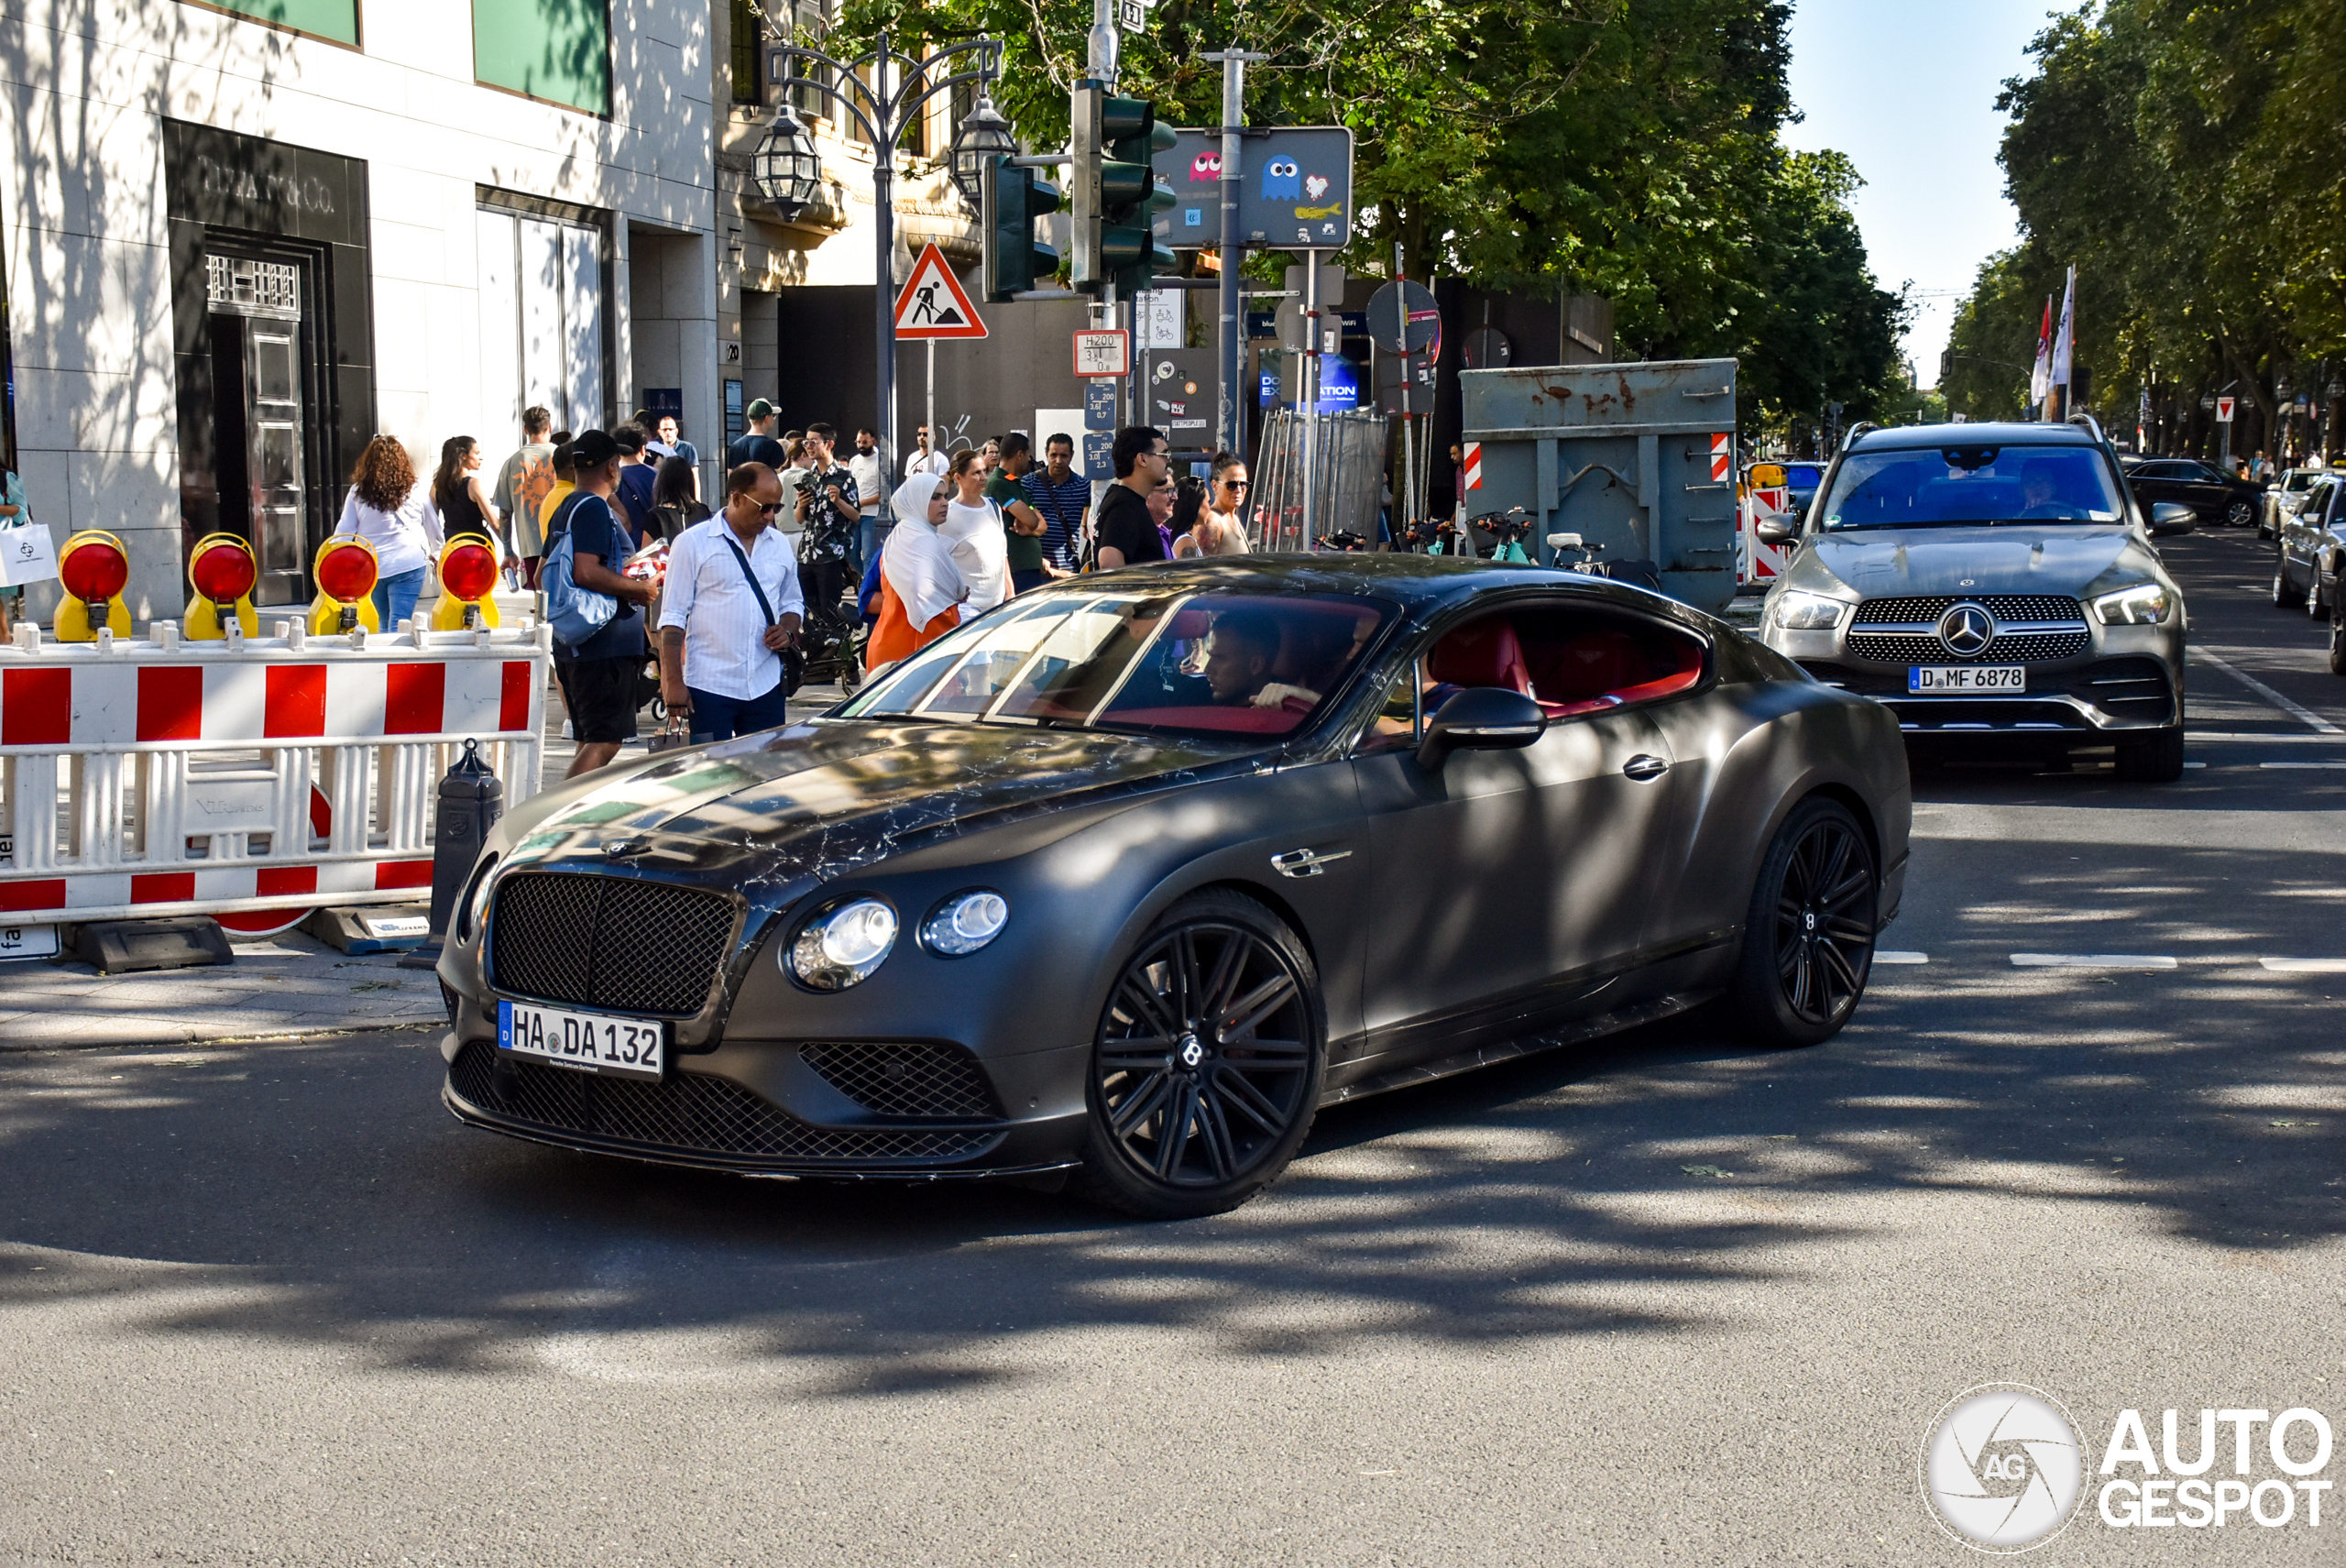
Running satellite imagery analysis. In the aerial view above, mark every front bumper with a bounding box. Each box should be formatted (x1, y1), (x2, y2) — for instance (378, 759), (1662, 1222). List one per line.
(1792, 655), (2178, 735)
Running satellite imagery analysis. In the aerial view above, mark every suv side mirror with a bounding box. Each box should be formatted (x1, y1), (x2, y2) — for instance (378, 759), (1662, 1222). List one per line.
(1755, 515), (1799, 546)
(1419, 687), (1546, 769)
(2148, 502), (2196, 536)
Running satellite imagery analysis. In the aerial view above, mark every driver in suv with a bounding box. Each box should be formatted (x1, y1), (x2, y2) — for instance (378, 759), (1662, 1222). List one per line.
(1757, 418), (2191, 781)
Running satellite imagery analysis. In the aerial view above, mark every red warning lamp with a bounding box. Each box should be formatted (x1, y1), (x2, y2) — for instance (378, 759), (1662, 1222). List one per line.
(438, 540), (499, 603)
(60, 535), (129, 603)
(314, 538), (378, 603)
(190, 536), (258, 603)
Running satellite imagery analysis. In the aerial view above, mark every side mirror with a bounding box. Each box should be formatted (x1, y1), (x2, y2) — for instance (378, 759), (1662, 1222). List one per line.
(1419, 687), (1546, 769)
(1755, 515), (1798, 546)
(2148, 501), (2196, 536)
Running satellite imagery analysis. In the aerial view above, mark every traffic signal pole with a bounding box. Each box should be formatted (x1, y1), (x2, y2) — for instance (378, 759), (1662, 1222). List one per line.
(1204, 49), (1264, 458)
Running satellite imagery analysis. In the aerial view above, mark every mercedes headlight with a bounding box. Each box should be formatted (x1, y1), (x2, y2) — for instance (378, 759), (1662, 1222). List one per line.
(2092, 583), (2172, 625)
(922, 891), (1009, 956)
(1773, 590), (1850, 631)
(786, 897), (898, 990)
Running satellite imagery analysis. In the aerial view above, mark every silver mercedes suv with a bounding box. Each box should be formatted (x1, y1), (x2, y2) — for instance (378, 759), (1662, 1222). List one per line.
(1757, 418), (2191, 781)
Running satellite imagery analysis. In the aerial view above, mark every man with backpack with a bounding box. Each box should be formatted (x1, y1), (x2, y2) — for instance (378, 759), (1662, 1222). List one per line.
(542, 430), (654, 777)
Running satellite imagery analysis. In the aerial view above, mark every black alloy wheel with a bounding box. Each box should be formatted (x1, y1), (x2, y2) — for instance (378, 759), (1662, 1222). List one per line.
(1728, 797), (1878, 1047)
(2228, 499), (2255, 529)
(1075, 890), (1325, 1218)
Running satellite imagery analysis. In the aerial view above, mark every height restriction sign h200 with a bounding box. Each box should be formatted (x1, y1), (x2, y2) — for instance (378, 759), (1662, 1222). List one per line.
(1074, 330), (1129, 378)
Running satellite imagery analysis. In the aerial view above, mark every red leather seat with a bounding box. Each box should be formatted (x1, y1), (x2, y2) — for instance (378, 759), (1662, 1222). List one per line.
(1529, 631), (1645, 703)
(1427, 619), (1531, 695)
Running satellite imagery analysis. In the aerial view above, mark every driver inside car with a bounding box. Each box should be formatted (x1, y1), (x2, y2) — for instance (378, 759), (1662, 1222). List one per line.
(1202, 610), (1285, 706)
(2018, 457), (2082, 519)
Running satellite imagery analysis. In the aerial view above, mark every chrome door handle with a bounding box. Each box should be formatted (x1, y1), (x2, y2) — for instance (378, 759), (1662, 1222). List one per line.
(1271, 847), (1354, 879)
(1622, 754), (1670, 781)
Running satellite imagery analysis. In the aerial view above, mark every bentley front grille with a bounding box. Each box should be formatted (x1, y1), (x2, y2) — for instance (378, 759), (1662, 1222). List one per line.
(488, 872), (737, 1017)
(448, 1042), (1003, 1164)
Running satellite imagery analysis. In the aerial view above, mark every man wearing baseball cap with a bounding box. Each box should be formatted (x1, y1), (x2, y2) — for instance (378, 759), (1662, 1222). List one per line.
(728, 399), (786, 469)
(545, 429), (654, 777)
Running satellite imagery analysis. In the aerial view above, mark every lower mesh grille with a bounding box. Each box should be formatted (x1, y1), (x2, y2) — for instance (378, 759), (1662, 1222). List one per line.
(447, 1042), (1002, 1164)
(488, 872), (737, 1016)
(801, 1041), (1002, 1118)
(1847, 630), (2089, 664)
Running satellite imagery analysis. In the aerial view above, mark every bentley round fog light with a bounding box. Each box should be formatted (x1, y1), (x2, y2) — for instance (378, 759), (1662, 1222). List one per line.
(788, 898), (898, 990)
(924, 891), (1009, 956)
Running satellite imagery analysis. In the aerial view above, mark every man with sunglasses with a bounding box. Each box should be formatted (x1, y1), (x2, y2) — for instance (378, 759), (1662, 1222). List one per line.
(657, 463), (805, 742)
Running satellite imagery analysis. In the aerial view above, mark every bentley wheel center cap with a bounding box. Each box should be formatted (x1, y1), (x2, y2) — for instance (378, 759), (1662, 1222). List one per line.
(1178, 1033), (1204, 1069)
(1803, 910), (1817, 932)
(1936, 602), (1996, 658)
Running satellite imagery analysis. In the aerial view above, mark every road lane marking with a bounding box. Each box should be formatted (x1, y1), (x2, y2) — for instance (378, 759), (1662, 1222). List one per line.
(2188, 731), (2346, 741)
(2191, 649), (2345, 734)
(1874, 951), (1929, 965)
(2185, 762), (2208, 769)
(2259, 958), (2346, 973)
(2260, 762), (2346, 769)
(2011, 953), (2178, 970)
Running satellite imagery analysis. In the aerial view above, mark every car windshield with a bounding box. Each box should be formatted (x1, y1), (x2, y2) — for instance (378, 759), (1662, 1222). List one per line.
(839, 589), (1396, 739)
(1819, 444), (2128, 530)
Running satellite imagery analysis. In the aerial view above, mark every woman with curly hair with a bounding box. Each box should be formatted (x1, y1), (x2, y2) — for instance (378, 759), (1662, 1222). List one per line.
(334, 435), (443, 629)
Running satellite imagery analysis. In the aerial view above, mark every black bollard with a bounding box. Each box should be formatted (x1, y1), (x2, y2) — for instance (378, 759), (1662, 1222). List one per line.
(398, 738), (504, 970)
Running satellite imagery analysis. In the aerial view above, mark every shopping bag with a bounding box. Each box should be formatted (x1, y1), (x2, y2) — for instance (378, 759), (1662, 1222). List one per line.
(0, 523), (59, 587)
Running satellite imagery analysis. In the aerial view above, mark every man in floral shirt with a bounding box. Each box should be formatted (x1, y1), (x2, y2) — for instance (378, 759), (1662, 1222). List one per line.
(794, 422), (860, 612)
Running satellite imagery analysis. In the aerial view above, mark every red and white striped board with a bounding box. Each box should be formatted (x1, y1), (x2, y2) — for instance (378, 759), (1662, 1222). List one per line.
(1462, 442), (1484, 492)
(1710, 433), (1733, 484)
(1739, 482), (1792, 583)
(0, 628), (549, 929)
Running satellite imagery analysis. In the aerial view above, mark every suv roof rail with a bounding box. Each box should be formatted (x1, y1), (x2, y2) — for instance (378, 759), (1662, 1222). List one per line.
(2066, 411), (2107, 444)
(1838, 421), (1880, 454)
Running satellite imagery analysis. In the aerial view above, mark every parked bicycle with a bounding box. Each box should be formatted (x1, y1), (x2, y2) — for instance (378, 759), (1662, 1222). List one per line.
(1547, 532), (1665, 596)
(1313, 530), (1372, 553)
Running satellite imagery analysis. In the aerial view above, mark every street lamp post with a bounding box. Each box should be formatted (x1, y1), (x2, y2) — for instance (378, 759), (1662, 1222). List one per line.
(751, 22), (1005, 481)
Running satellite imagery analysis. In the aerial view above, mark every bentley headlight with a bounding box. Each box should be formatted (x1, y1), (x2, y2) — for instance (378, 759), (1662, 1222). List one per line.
(1773, 590), (1850, 631)
(787, 898), (898, 990)
(923, 891), (1009, 956)
(455, 854), (499, 942)
(2092, 583), (2172, 625)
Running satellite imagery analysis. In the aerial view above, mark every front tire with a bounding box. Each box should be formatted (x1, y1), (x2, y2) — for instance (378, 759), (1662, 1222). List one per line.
(2228, 499), (2255, 529)
(2114, 724), (2187, 782)
(1727, 797), (1878, 1048)
(1073, 890), (1326, 1219)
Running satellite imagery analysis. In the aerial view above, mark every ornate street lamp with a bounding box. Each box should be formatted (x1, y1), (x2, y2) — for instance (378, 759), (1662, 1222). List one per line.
(948, 93), (1015, 210)
(751, 102), (825, 221)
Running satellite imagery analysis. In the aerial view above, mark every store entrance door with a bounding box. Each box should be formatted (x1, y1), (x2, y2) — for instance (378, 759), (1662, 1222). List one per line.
(205, 253), (312, 604)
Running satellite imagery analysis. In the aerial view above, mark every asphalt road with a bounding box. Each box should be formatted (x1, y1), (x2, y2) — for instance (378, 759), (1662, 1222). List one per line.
(3, 524), (2341, 1566)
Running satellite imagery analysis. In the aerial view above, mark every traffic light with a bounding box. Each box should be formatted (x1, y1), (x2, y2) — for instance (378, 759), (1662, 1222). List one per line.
(982, 156), (1061, 302)
(1069, 84), (1176, 293)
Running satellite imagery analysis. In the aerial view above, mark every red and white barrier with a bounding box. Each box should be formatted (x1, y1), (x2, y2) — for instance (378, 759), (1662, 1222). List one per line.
(0, 619), (551, 934)
(1709, 433), (1733, 484)
(1738, 480), (1792, 584)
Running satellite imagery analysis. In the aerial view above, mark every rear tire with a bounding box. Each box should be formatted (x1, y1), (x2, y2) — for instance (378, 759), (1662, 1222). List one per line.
(1071, 890), (1326, 1219)
(2113, 724), (2187, 782)
(1727, 797), (1878, 1048)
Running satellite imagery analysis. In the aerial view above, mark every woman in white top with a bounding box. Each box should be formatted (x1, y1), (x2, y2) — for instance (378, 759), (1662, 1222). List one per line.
(1191, 455), (1253, 554)
(334, 436), (443, 629)
(937, 449), (1008, 612)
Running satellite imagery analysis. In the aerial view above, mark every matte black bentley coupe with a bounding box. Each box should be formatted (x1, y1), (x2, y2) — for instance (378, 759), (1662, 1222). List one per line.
(438, 557), (1910, 1216)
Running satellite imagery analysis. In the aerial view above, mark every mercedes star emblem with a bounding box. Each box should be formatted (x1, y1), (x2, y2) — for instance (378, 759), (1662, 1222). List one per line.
(1936, 602), (1996, 658)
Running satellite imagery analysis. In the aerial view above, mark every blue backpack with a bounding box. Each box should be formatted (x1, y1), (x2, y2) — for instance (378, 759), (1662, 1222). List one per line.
(541, 498), (617, 649)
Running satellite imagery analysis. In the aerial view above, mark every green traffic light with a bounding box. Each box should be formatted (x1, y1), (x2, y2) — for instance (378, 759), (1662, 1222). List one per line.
(983, 156), (1062, 302)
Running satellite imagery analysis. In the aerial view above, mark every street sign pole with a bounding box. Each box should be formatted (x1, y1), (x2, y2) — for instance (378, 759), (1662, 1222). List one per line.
(1203, 49), (1264, 458)
(1301, 251), (1321, 537)
(1394, 242), (1414, 536)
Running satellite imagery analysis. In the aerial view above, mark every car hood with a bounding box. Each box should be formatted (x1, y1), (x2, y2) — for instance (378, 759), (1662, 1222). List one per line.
(1796, 525), (2147, 598)
(498, 718), (1254, 883)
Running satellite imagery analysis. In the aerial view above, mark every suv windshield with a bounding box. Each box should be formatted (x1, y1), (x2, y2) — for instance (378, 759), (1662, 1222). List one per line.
(1820, 444), (2127, 530)
(840, 589), (1395, 738)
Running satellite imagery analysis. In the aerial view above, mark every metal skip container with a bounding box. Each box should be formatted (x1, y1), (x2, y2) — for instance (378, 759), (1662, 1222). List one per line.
(1460, 358), (1740, 612)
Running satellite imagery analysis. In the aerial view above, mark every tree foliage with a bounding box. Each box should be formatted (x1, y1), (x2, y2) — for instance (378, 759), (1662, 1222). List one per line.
(1947, 0), (2346, 455)
(833, 0), (1906, 430)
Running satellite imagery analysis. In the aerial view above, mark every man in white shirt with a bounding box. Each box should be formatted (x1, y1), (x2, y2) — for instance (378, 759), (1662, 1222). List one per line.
(849, 425), (886, 577)
(656, 463), (806, 741)
(904, 424), (949, 480)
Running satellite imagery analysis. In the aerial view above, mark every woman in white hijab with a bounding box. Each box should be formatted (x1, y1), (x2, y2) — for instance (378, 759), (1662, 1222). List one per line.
(866, 468), (969, 670)
(937, 449), (1009, 613)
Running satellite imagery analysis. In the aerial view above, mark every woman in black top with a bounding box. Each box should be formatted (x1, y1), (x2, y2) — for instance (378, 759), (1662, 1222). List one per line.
(431, 436), (501, 556)
(652, 455), (710, 540)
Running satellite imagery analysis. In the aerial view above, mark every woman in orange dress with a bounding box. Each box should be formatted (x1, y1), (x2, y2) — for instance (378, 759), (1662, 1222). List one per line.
(866, 470), (970, 670)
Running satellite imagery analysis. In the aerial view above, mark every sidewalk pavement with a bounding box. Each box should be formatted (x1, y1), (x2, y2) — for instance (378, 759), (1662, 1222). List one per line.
(5, 663), (857, 1053)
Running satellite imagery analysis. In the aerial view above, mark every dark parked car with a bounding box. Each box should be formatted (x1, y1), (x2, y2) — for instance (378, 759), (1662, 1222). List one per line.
(2124, 456), (2265, 528)
(436, 558), (1911, 1216)
(2275, 473), (2346, 624)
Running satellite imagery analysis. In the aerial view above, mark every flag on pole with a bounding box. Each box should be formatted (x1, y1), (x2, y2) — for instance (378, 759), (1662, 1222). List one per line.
(2029, 296), (2053, 404)
(2050, 265), (2077, 389)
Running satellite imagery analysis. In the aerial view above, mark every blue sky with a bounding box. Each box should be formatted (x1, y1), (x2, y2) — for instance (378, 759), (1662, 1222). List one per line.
(1782, 0), (2057, 388)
